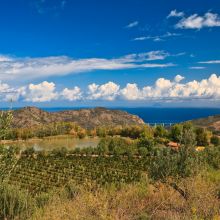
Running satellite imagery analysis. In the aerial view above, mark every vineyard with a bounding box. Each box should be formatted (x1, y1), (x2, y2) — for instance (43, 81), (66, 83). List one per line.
(0, 150), (146, 195)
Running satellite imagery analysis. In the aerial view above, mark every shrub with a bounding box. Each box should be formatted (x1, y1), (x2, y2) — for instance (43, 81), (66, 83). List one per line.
(195, 127), (210, 146)
(211, 135), (220, 146)
(0, 183), (35, 219)
(204, 146), (220, 169)
(154, 125), (168, 138)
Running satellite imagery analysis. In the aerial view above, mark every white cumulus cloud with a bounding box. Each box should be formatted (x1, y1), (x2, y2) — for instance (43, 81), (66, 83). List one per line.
(119, 74), (220, 101)
(176, 12), (220, 29)
(120, 83), (142, 100)
(87, 81), (120, 101)
(1, 74), (220, 103)
(61, 87), (82, 101)
(174, 75), (185, 82)
(24, 81), (58, 102)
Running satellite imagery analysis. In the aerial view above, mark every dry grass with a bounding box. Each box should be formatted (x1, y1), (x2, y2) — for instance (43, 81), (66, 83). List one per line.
(32, 182), (149, 220)
(31, 176), (220, 220)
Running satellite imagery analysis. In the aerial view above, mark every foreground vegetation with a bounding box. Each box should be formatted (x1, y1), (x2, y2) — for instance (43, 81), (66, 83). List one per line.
(0, 110), (220, 219)
(0, 133), (219, 219)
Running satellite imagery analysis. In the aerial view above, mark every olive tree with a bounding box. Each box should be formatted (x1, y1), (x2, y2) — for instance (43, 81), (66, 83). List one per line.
(0, 110), (13, 140)
(147, 122), (200, 200)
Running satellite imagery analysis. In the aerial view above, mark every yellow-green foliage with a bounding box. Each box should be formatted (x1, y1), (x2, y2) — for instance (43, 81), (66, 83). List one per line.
(31, 175), (220, 220)
(0, 183), (35, 219)
(0, 110), (13, 140)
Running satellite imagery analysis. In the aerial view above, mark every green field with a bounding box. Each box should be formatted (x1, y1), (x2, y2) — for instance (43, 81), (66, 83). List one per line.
(1, 154), (142, 195)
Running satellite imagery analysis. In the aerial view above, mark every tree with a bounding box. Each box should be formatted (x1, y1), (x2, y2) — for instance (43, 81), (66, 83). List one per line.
(137, 132), (154, 153)
(170, 124), (183, 142)
(138, 147), (149, 157)
(210, 135), (220, 146)
(178, 122), (198, 178)
(77, 129), (86, 139)
(205, 145), (220, 169)
(96, 127), (107, 137)
(147, 122), (199, 200)
(195, 127), (210, 146)
(180, 122), (197, 147)
(97, 144), (109, 155)
(0, 110), (13, 140)
(154, 125), (168, 138)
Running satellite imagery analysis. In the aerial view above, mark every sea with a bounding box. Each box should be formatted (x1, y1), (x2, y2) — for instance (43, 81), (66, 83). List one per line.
(2, 107), (220, 125)
(43, 107), (220, 125)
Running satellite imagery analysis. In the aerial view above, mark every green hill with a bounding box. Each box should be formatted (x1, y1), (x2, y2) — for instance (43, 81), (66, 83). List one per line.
(9, 106), (144, 129)
(191, 114), (220, 134)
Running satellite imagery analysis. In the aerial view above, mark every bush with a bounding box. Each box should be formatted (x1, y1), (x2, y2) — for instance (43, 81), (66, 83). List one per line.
(52, 147), (68, 157)
(170, 124), (182, 142)
(0, 183), (35, 219)
(204, 146), (220, 169)
(211, 135), (220, 146)
(154, 125), (168, 138)
(195, 127), (210, 146)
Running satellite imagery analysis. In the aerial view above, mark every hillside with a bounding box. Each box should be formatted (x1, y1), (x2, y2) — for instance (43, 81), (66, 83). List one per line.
(10, 107), (145, 129)
(191, 114), (220, 133)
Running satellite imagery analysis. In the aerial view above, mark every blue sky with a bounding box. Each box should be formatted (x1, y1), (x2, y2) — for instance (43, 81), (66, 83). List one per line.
(0, 0), (220, 107)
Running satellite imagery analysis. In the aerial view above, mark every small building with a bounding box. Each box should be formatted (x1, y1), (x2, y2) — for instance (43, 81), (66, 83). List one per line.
(167, 141), (180, 150)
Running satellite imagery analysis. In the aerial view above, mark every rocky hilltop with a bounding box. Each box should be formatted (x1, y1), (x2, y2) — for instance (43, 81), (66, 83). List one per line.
(191, 114), (220, 133)
(10, 107), (145, 129)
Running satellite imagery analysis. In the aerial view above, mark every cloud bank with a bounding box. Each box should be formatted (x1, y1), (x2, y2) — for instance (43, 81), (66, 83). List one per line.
(0, 53), (174, 81)
(1, 74), (220, 103)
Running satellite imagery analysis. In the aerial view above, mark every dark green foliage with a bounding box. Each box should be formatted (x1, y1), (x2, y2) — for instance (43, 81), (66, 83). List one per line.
(97, 137), (137, 156)
(97, 143), (109, 155)
(147, 123), (200, 181)
(137, 135), (154, 153)
(170, 124), (183, 142)
(52, 147), (68, 157)
(0, 147), (142, 195)
(23, 147), (35, 157)
(204, 146), (220, 169)
(195, 127), (210, 146)
(138, 147), (149, 157)
(211, 135), (220, 146)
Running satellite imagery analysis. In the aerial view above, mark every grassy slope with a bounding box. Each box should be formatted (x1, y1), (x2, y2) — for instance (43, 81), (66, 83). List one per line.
(192, 114), (220, 132)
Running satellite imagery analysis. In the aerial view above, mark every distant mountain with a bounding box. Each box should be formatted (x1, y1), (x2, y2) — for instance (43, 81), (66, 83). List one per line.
(10, 106), (145, 129)
(191, 114), (220, 133)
